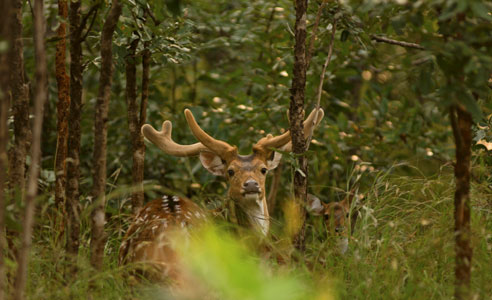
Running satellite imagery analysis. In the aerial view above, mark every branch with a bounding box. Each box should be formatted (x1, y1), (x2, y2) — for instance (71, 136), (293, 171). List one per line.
(306, 17), (337, 148)
(146, 7), (160, 26)
(80, 5), (99, 42)
(371, 34), (424, 50)
(78, 3), (100, 40)
(306, 0), (328, 70)
(258, 0), (278, 62)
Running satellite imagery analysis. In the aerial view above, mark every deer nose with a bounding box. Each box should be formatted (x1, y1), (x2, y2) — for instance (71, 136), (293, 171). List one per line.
(243, 179), (260, 193)
(335, 226), (344, 233)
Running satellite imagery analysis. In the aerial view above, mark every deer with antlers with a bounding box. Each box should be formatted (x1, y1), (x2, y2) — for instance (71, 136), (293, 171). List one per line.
(119, 107), (324, 279)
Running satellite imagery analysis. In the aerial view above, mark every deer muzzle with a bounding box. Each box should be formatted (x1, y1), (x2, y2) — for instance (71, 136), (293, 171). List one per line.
(242, 179), (261, 195)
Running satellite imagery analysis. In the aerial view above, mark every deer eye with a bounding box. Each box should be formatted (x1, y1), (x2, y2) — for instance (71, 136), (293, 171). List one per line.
(227, 169), (235, 177)
(261, 167), (268, 175)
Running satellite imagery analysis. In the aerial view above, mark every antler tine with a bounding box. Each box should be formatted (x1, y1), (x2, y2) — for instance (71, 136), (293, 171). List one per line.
(141, 120), (209, 157)
(254, 108), (324, 153)
(184, 109), (237, 160)
(281, 107), (324, 152)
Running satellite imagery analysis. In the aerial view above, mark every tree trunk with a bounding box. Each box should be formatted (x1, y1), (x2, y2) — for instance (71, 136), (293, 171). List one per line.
(65, 0), (83, 261)
(289, 0), (308, 252)
(125, 38), (145, 214)
(450, 105), (473, 300)
(140, 42), (150, 130)
(90, 0), (122, 270)
(0, 1), (12, 298)
(54, 0), (70, 241)
(13, 0), (47, 297)
(0, 85), (8, 300)
(8, 0), (30, 199)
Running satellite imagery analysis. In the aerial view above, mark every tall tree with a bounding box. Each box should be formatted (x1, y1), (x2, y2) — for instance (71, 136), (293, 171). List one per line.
(125, 34), (150, 214)
(8, 0), (30, 199)
(450, 105), (473, 299)
(0, 1), (13, 298)
(90, 0), (122, 270)
(65, 0), (99, 260)
(289, 0), (309, 251)
(54, 0), (71, 238)
(12, 0), (47, 297)
(125, 38), (142, 213)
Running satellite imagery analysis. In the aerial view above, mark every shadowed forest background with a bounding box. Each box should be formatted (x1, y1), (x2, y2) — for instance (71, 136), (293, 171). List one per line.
(0, 0), (491, 299)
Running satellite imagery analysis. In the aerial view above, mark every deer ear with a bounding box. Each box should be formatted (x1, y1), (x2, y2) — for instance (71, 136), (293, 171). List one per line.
(341, 190), (356, 210)
(306, 194), (324, 215)
(199, 151), (226, 176)
(266, 151), (282, 170)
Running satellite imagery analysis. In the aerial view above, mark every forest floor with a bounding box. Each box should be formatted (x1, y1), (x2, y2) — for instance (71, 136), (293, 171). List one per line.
(5, 166), (492, 300)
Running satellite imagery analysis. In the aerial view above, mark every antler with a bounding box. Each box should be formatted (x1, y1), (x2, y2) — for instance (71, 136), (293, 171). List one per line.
(141, 120), (209, 157)
(184, 109), (238, 161)
(141, 109), (238, 160)
(253, 107), (324, 154)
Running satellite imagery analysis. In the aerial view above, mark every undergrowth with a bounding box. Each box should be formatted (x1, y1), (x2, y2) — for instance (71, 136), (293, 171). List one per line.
(5, 167), (492, 299)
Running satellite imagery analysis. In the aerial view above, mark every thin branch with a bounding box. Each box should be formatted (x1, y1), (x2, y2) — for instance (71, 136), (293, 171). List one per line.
(306, 17), (337, 148)
(306, 0), (328, 70)
(371, 34), (424, 50)
(80, 5), (99, 42)
(27, 0), (34, 18)
(258, 0), (278, 62)
(78, 2), (100, 37)
(144, 5), (161, 26)
(246, 1), (278, 95)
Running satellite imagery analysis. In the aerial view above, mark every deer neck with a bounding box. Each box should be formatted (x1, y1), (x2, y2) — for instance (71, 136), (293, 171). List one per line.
(230, 193), (270, 236)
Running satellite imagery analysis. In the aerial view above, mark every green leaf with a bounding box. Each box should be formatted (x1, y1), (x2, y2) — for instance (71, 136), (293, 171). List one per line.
(438, 0), (468, 21)
(470, 2), (492, 21)
(391, 15), (406, 35)
(165, 0), (181, 16)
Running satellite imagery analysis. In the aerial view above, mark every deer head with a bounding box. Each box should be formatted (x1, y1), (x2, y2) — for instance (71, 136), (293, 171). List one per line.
(307, 193), (355, 254)
(141, 108), (324, 235)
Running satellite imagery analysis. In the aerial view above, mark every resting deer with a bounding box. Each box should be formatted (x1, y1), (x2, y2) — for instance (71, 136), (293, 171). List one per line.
(119, 107), (324, 279)
(307, 192), (356, 254)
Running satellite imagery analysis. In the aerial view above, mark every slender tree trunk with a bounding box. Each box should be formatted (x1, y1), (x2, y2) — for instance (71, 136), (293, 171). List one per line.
(54, 0), (71, 241)
(0, 90), (8, 300)
(289, 0), (308, 251)
(65, 0), (83, 260)
(125, 38), (145, 214)
(8, 0), (30, 199)
(140, 42), (150, 130)
(13, 0), (47, 297)
(0, 1), (12, 298)
(90, 0), (122, 270)
(450, 105), (473, 300)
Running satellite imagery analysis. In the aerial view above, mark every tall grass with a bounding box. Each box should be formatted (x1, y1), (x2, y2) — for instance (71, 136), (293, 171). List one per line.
(4, 166), (491, 299)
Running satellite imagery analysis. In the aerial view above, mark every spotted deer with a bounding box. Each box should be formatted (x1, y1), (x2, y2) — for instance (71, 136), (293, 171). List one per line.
(119, 107), (324, 279)
(307, 192), (356, 254)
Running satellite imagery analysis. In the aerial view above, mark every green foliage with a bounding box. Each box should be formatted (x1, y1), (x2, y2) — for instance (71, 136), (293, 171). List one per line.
(4, 0), (492, 298)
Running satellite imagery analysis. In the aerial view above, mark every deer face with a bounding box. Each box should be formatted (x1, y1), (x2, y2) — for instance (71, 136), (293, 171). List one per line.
(307, 194), (352, 254)
(225, 155), (268, 202)
(200, 151), (281, 204)
(322, 201), (350, 236)
(141, 108), (324, 235)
